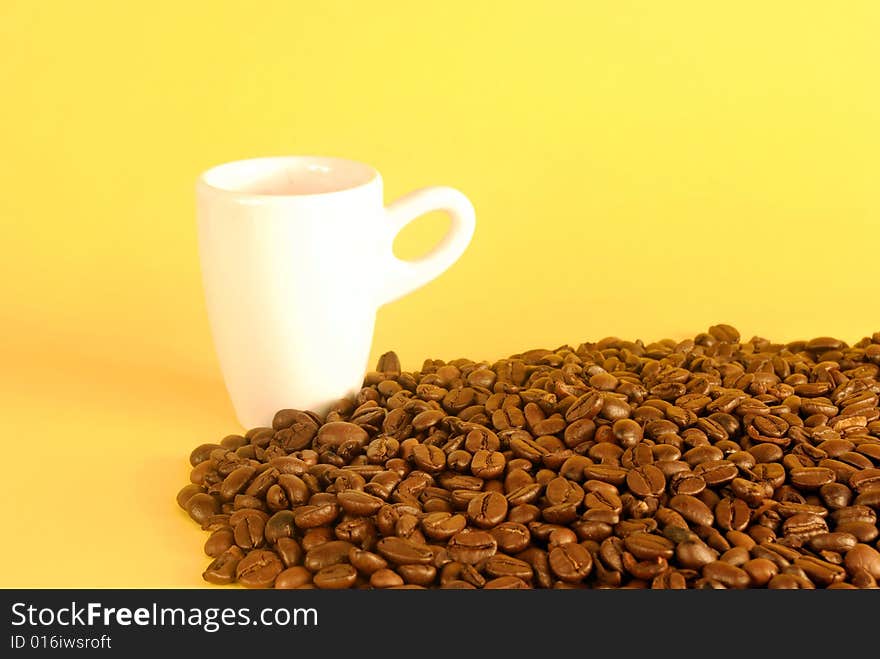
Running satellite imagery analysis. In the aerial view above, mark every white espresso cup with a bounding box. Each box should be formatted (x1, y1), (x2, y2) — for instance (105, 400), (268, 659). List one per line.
(197, 156), (475, 429)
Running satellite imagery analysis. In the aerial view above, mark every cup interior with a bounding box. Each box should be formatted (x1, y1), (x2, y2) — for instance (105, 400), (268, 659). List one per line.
(200, 156), (377, 196)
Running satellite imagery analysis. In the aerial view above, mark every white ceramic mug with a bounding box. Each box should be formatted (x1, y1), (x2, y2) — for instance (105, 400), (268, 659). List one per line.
(197, 156), (475, 429)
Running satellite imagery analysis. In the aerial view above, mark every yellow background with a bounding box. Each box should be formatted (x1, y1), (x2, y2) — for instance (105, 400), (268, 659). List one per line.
(1, 1), (877, 586)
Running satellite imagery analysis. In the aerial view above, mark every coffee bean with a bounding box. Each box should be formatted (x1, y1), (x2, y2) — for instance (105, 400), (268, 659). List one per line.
(854, 488), (880, 509)
(694, 460), (738, 486)
(794, 556), (846, 585)
(376, 537), (434, 565)
(448, 530), (497, 564)
(548, 543), (593, 583)
(715, 498), (751, 532)
(186, 493), (220, 525)
(743, 558), (778, 587)
(790, 467), (836, 489)
(626, 465), (666, 497)
(485, 554), (534, 580)
(669, 471), (707, 496)
(273, 411), (319, 451)
(275, 538), (303, 568)
(489, 522), (531, 553)
(177, 484), (204, 509)
(624, 532), (675, 560)
(202, 546), (244, 585)
(348, 548), (387, 575)
(337, 490), (384, 516)
(304, 540), (354, 572)
(204, 527), (234, 557)
(565, 392), (603, 422)
(236, 549), (283, 588)
(233, 511), (265, 549)
(182, 327), (880, 588)
(467, 491), (509, 528)
(471, 450), (506, 479)
(669, 494), (714, 527)
(676, 540), (718, 569)
(294, 502), (339, 528)
(274, 566), (313, 589)
(782, 513), (828, 542)
(844, 544), (880, 579)
(313, 563), (357, 589)
(850, 468), (880, 493)
(190, 444), (222, 467)
(421, 512), (468, 540)
(730, 477), (772, 506)
(808, 532), (858, 553)
(317, 422), (368, 449)
(703, 561), (749, 588)
(411, 443), (447, 474)
(370, 568), (404, 588)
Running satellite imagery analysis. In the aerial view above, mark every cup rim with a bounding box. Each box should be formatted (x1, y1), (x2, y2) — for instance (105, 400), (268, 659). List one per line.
(197, 155), (380, 199)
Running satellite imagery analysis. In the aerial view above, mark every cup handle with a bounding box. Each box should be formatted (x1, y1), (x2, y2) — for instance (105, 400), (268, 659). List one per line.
(379, 186), (476, 305)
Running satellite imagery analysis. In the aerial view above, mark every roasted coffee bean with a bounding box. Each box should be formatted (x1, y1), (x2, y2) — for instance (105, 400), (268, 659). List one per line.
(790, 467), (836, 489)
(349, 548), (387, 575)
(316, 422), (368, 449)
(394, 564), (435, 586)
(236, 549), (283, 588)
(304, 541), (354, 572)
(182, 334), (880, 588)
(186, 493), (220, 525)
(794, 555), (846, 585)
(548, 543), (593, 582)
(583, 464), (628, 486)
(694, 460), (738, 486)
(783, 513), (828, 542)
(448, 530), (497, 564)
(274, 566), (313, 589)
(275, 538), (303, 568)
(479, 576), (528, 589)
(314, 563), (357, 589)
(676, 540), (718, 569)
(376, 537), (434, 565)
(490, 522), (532, 553)
(546, 477), (584, 506)
(422, 512), (468, 540)
(808, 532), (858, 553)
(233, 511), (266, 549)
(703, 561), (749, 589)
(743, 558), (778, 587)
(669, 494), (714, 527)
(411, 443), (447, 474)
(855, 489), (880, 509)
(370, 568), (405, 588)
(844, 544), (880, 579)
(669, 471), (707, 496)
(715, 497), (751, 532)
(566, 392), (604, 422)
(337, 490), (384, 516)
(467, 491), (509, 528)
(202, 546), (244, 585)
(626, 465), (666, 497)
(485, 554), (534, 580)
(470, 450), (506, 479)
(190, 443), (223, 467)
(624, 532), (675, 560)
(204, 528), (235, 557)
(177, 484), (204, 509)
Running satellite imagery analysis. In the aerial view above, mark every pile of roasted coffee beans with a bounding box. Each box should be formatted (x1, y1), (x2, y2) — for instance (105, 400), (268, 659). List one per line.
(178, 326), (880, 588)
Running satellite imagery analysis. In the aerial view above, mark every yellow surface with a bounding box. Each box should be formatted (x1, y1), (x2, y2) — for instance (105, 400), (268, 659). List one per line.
(1, 1), (878, 587)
